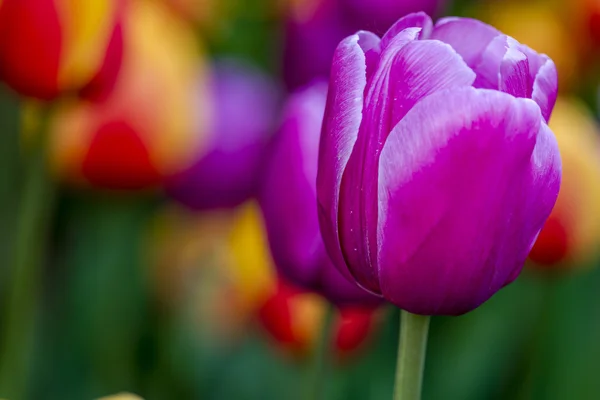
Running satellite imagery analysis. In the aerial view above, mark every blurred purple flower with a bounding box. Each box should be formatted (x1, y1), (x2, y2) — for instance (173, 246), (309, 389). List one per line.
(317, 13), (561, 315)
(283, 0), (448, 89)
(260, 81), (379, 307)
(166, 60), (280, 210)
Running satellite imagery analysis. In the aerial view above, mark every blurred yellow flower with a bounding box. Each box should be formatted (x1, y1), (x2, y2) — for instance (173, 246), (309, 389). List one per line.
(148, 201), (277, 342)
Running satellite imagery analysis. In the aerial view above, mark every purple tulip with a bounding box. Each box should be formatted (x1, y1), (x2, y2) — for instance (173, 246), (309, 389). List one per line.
(260, 81), (379, 306)
(283, 0), (448, 89)
(316, 13), (562, 315)
(165, 60), (280, 210)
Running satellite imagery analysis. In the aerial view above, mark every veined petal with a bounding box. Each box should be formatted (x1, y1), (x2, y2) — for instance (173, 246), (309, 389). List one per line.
(377, 87), (560, 315)
(381, 11), (433, 49)
(471, 35), (532, 96)
(319, 257), (382, 306)
(431, 17), (500, 68)
(317, 32), (379, 283)
(531, 58), (558, 122)
(499, 45), (530, 98)
(261, 82), (327, 289)
(338, 37), (475, 294)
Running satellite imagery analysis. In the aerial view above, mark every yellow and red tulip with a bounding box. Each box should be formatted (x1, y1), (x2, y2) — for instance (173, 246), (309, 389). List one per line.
(48, 0), (209, 190)
(258, 279), (380, 358)
(528, 97), (600, 270)
(0, 0), (125, 100)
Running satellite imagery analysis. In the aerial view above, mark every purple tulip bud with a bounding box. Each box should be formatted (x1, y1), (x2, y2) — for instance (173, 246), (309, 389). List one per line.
(260, 81), (379, 306)
(317, 13), (562, 315)
(283, 0), (448, 89)
(166, 60), (280, 210)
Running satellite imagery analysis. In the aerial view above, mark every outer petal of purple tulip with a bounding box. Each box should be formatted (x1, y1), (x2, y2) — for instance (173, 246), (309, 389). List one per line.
(261, 82), (378, 306)
(261, 83), (327, 289)
(431, 17), (500, 68)
(380, 12), (433, 49)
(376, 87), (561, 315)
(319, 259), (381, 306)
(531, 58), (558, 122)
(337, 37), (475, 294)
(166, 61), (279, 210)
(317, 32), (380, 284)
(502, 122), (561, 287)
(511, 44), (557, 121)
(499, 46), (531, 98)
(470, 35), (513, 89)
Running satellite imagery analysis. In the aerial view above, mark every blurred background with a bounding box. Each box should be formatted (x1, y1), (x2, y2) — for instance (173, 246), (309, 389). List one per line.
(1, 0), (600, 399)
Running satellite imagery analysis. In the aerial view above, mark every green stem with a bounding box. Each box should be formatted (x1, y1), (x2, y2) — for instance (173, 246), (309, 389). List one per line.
(0, 105), (55, 399)
(306, 302), (335, 400)
(394, 311), (431, 400)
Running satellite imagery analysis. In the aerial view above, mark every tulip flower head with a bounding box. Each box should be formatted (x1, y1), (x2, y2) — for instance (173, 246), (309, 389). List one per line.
(529, 98), (600, 270)
(317, 13), (562, 315)
(260, 81), (379, 307)
(48, 0), (207, 190)
(0, 0), (125, 100)
(166, 60), (280, 210)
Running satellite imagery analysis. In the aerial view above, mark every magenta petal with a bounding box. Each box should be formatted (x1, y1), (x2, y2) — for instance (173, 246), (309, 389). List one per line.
(431, 17), (500, 68)
(261, 83), (328, 288)
(502, 122), (561, 287)
(387, 40), (476, 123)
(499, 45), (531, 98)
(337, 36), (475, 294)
(531, 58), (558, 122)
(377, 87), (560, 315)
(381, 12), (433, 49)
(471, 35), (509, 89)
(261, 82), (378, 306)
(319, 259), (382, 306)
(317, 32), (378, 284)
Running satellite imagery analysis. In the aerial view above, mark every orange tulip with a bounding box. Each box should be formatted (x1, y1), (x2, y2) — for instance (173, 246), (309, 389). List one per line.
(0, 0), (125, 100)
(48, 0), (209, 190)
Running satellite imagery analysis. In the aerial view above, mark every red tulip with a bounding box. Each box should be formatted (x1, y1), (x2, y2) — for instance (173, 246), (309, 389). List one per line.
(0, 0), (125, 100)
(48, 0), (208, 190)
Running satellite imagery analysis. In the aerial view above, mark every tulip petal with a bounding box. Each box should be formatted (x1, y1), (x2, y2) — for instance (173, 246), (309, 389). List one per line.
(381, 12), (433, 49)
(319, 259), (382, 306)
(377, 87), (560, 315)
(261, 82), (328, 289)
(531, 58), (558, 122)
(499, 45), (531, 99)
(473, 35), (553, 102)
(338, 37), (475, 294)
(317, 32), (379, 284)
(431, 17), (500, 68)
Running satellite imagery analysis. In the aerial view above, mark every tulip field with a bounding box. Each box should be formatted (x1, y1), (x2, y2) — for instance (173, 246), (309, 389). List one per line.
(1, 0), (600, 399)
